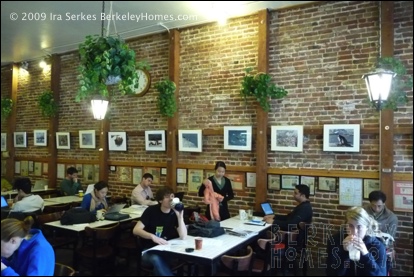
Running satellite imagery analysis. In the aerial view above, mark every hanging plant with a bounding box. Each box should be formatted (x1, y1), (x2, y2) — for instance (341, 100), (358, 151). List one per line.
(371, 57), (412, 110)
(1, 97), (13, 119)
(76, 35), (139, 102)
(240, 68), (288, 112)
(155, 79), (177, 117)
(38, 90), (59, 117)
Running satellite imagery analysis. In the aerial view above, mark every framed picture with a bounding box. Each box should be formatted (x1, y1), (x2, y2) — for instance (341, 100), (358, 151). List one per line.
(178, 130), (202, 152)
(363, 179), (380, 199)
(143, 167), (161, 184)
(224, 126), (252, 151)
(33, 130), (47, 146)
(108, 131), (127, 151)
(14, 132), (27, 148)
(145, 130), (166, 151)
(267, 174), (281, 190)
(226, 171), (245, 191)
(271, 125), (303, 152)
(188, 169), (204, 192)
(28, 161), (34, 172)
(323, 124), (360, 152)
(393, 181), (413, 212)
(1, 133), (6, 151)
(339, 178), (363, 206)
(204, 170), (215, 179)
(246, 172), (256, 188)
(132, 168), (143, 185)
(300, 176), (316, 195)
(281, 175), (300, 190)
(79, 130), (96, 149)
(83, 164), (95, 183)
(56, 132), (70, 149)
(318, 177), (337, 191)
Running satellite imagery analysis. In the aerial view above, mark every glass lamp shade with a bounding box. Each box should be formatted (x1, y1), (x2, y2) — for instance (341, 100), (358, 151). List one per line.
(91, 99), (108, 120)
(362, 70), (395, 109)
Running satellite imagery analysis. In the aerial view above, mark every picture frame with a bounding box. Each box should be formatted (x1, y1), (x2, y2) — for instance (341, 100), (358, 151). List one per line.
(223, 126), (252, 151)
(300, 176), (316, 195)
(226, 171), (245, 191)
(393, 181), (413, 212)
(188, 169), (204, 192)
(83, 164), (95, 183)
(323, 124), (360, 152)
(108, 131), (127, 151)
(339, 178), (363, 206)
(281, 175), (300, 190)
(271, 125), (303, 152)
(1, 133), (6, 151)
(132, 168), (143, 185)
(14, 132), (27, 148)
(56, 132), (70, 149)
(79, 130), (96, 149)
(318, 177), (337, 192)
(204, 170), (215, 179)
(363, 179), (380, 199)
(267, 174), (281, 190)
(246, 172), (256, 188)
(178, 130), (202, 152)
(33, 130), (47, 146)
(143, 167), (161, 184)
(145, 130), (166, 151)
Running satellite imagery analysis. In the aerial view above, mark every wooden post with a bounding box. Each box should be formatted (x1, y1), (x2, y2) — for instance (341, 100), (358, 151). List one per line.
(5, 64), (18, 183)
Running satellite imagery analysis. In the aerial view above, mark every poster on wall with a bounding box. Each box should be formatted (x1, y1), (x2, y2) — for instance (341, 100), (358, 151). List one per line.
(393, 181), (413, 212)
(339, 178), (362, 206)
(188, 169), (203, 192)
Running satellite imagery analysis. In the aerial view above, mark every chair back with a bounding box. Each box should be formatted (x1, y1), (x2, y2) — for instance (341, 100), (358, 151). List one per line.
(221, 246), (254, 274)
(54, 263), (75, 276)
(36, 211), (63, 225)
(84, 221), (120, 242)
(43, 203), (71, 214)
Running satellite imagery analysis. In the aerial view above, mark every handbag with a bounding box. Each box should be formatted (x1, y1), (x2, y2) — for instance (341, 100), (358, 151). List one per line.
(60, 207), (97, 225)
(187, 220), (225, 238)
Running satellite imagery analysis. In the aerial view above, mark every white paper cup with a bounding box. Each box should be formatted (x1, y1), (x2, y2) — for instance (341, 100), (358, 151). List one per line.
(239, 209), (247, 221)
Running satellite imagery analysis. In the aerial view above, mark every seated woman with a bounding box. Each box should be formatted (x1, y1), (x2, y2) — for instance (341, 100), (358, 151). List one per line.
(1, 216), (55, 276)
(326, 206), (387, 276)
(81, 181), (109, 213)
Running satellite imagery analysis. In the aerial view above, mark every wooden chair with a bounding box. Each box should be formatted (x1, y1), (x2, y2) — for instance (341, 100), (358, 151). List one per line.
(54, 263), (75, 276)
(75, 222), (120, 276)
(218, 246), (254, 276)
(251, 231), (277, 275)
(43, 203), (72, 214)
(116, 220), (138, 269)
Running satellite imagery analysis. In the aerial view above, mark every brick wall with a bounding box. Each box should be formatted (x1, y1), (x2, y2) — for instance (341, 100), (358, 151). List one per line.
(1, 1), (412, 275)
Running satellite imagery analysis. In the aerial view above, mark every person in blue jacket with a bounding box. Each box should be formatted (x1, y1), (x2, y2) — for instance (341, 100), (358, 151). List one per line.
(81, 180), (109, 213)
(1, 216), (55, 276)
(326, 206), (387, 276)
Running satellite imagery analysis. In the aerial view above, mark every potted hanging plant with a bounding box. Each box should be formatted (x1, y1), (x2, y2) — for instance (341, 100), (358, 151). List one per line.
(76, 35), (139, 102)
(1, 97), (13, 119)
(38, 90), (59, 117)
(370, 57), (412, 110)
(155, 79), (177, 117)
(240, 68), (288, 112)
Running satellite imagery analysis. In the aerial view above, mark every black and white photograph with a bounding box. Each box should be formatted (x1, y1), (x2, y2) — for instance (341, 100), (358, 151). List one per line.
(223, 126), (252, 151)
(271, 125), (303, 152)
(145, 130), (166, 151)
(79, 130), (96, 149)
(323, 124), (360, 152)
(363, 179), (380, 199)
(33, 130), (47, 146)
(108, 131), (127, 151)
(318, 177), (337, 192)
(14, 132), (27, 148)
(267, 174), (281, 190)
(178, 130), (202, 152)
(56, 132), (70, 149)
(281, 175), (300, 190)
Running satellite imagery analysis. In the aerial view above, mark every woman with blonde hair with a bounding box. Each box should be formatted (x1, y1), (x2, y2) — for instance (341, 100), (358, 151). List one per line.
(1, 216), (54, 276)
(326, 206), (387, 276)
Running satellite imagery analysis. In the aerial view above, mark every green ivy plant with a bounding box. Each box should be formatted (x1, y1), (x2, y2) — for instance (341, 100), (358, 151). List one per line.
(76, 35), (139, 102)
(1, 98), (13, 119)
(155, 79), (177, 117)
(240, 68), (288, 112)
(38, 90), (59, 117)
(371, 57), (412, 110)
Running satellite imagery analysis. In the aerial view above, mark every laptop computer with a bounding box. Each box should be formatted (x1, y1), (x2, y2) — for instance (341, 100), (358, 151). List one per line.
(261, 202), (275, 216)
(104, 204), (129, 221)
(1, 196), (8, 208)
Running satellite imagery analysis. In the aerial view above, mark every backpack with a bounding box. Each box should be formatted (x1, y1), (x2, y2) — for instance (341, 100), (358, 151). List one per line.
(60, 207), (97, 225)
(187, 220), (225, 238)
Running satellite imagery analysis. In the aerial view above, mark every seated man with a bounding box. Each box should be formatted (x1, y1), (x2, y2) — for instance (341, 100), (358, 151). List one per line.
(60, 167), (83, 196)
(363, 190), (398, 239)
(11, 178), (44, 213)
(133, 186), (187, 276)
(131, 173), (158, 206)
(263, 184), (313, 231)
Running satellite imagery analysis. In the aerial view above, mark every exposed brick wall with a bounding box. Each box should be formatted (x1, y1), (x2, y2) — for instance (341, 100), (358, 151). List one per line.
(1, 1), (412, 275)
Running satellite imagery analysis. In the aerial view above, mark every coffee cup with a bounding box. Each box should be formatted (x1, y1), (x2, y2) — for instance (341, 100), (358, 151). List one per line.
(239, 209), (247, 221)
(247, 209), (253, 220)
(7, 199), (13, 208)
(96, 210), (104, 220)
(78, 190), (84, 197)
(348, 245), (360, 261)
(195, 237), (203, 250)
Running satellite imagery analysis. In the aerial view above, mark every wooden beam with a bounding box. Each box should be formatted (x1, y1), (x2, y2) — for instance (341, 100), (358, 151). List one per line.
(5, 64), (18, 183)
(167, 29), (180, 192)
(99, 119), (110, 182)
(255, 9), (270, 212)
(380, 1), (394, 210)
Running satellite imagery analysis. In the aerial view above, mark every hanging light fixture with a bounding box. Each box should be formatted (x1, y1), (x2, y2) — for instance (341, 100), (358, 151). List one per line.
(362, 69), (395, 110)
(91, 98), (108, 120)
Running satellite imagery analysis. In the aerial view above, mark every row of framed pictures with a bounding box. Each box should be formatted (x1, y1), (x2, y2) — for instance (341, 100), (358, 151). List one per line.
(2, 124), (359, 153)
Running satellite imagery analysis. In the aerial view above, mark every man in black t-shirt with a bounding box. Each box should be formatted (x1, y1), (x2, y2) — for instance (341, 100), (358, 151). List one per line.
(133, 186), (187, 276)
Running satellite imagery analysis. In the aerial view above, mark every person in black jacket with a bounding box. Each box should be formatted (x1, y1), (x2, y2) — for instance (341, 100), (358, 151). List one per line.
(198, 161), (234, 221)
(263, 184), (313, 230)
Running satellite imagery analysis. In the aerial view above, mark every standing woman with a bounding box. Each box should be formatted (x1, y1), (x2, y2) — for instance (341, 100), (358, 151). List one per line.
(81, 181), (109, 213)
(1, 216), (55, 276)
(198, 161), (234, 221)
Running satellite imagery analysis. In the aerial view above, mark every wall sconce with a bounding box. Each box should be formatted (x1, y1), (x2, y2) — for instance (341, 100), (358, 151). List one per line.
(362, 69), (395, 110)
(20, 61), (29, 71)
(91, 98), (109, 120)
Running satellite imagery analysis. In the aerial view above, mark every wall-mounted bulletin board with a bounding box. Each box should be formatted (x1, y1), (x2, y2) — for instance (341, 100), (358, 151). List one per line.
(393, 181), (413, 212)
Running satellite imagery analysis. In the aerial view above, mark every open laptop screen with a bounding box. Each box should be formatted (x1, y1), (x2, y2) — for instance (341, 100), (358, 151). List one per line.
(1, 196), (8, 208)
(261, 202), (274, 215)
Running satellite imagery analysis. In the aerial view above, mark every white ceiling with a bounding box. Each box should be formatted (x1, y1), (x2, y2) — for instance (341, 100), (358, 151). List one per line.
(1, 1), (314, 66)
